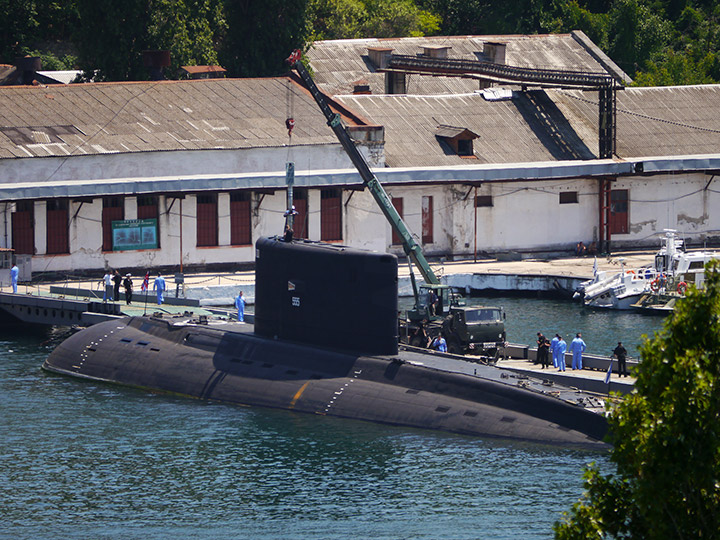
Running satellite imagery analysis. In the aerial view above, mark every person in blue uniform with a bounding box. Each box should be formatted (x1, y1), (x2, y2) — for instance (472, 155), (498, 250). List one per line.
(10, 263), (19, 293)
(556, 336), (567, 371)
(153, 273), (166, 305)
(432, 335), (447, 352)
(550, 334), (560, 368)
(570, 333), (587, 370)
(235, 291), (245, 322)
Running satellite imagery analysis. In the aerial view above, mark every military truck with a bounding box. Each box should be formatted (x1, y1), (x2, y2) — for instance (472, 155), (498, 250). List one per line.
(398, 283), (506, 356)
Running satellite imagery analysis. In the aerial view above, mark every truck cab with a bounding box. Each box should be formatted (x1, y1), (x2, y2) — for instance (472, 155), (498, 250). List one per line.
(443, 305), (506, 355)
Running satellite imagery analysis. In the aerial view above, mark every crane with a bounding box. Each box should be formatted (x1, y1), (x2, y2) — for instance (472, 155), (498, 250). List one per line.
(286, 50), (506, 356)
(286, 49), (439, 287)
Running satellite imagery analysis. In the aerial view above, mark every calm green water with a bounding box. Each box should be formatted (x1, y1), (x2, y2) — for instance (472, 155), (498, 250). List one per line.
(0, 296), (665, 539)
(400, 295), (667, 359)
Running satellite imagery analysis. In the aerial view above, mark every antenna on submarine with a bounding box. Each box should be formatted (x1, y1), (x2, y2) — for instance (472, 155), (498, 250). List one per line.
(283, 79), (298, 242)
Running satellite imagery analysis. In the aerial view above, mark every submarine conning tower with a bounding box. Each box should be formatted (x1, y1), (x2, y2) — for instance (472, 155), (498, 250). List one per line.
(254, 236), (399, 356)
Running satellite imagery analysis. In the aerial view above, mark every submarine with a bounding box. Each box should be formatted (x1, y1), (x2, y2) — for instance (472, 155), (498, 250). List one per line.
(43, 236), (609, 448)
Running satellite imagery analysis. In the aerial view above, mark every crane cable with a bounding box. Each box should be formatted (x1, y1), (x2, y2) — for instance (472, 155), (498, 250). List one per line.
(285, 77), (295, 159)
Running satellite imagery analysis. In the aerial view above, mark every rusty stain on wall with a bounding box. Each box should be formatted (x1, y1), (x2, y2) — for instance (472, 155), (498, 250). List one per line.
(629, 219), (657, 234)
(677, 212), (709, 228)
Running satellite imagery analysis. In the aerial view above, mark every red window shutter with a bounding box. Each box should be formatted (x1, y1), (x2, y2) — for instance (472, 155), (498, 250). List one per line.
(391, 197), (403, 245)
(294, 198), (308, 238)
(196, 197), (218, 247)
(422, 196), (433, 244)
(609, 189), (629, 235)
(230, 199), (251, 245)
(12, 207), (34, 255)
(102, 205), (123, 251)
(47, 209), (69, 254)
(320, 189), (342, 241)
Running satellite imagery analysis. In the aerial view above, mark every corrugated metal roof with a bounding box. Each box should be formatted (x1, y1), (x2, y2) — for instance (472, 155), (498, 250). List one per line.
(0, 77), (350, 158)
(307, 32), (631, 96)
(337, 90), (596, 167)
(550, 85), (720, 158)
(337, 84), (720, 166)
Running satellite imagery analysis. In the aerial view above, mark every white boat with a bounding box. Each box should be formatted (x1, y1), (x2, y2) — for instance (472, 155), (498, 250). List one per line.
(577, 230), (717, 310)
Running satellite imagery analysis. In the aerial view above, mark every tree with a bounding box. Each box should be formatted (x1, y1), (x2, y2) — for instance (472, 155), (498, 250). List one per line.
(74, 0), (225, 81)
(554, 260), (720, 539)
(607, 0), (672, 76)
(219, 0), (310, 78)
(307, 0), (440, 41)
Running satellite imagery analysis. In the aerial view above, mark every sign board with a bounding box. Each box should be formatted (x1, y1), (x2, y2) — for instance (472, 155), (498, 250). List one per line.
(111, 219), (158, 251)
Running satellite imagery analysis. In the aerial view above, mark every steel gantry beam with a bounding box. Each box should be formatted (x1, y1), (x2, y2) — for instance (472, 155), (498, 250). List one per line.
(380, 54), (623, 159)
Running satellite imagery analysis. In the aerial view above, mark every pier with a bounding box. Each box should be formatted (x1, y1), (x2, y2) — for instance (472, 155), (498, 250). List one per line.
(0, 251), (654, 392)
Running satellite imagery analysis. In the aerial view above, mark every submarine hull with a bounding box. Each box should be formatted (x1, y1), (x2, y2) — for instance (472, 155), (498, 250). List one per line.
(43, 316), (608, 448)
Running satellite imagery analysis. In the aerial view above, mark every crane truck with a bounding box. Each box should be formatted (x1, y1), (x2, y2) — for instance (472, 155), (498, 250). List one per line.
(287, 50), (506, 356)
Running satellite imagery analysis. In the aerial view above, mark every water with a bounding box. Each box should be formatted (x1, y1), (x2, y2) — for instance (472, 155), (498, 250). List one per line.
(400, 295), (667, 359)
(1, 297), (666, 539)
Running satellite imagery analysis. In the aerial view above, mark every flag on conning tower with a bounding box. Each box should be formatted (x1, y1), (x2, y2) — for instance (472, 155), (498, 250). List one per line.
(141, 271), (149, 292)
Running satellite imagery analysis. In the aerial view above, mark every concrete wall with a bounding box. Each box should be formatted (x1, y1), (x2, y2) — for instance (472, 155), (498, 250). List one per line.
(3, 155), (719, 274)
(0, 144), (375, 184)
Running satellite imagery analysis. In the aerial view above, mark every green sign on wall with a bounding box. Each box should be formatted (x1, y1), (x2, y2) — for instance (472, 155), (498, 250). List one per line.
(112, 219), (158, 251)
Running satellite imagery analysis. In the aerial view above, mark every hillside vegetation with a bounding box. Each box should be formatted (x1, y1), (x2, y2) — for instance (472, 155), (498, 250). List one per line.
(2, 0), (718, 85)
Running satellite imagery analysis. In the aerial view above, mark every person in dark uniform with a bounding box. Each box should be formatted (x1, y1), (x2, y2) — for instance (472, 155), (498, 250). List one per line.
(613, 342), (628, 377)
(536, 332), (550, 368)
(123, 273), (133, 305)
(113, 270), (122, 302)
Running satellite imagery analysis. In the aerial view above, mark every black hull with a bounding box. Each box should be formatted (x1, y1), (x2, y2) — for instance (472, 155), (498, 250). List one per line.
(43, 316), (609, 448)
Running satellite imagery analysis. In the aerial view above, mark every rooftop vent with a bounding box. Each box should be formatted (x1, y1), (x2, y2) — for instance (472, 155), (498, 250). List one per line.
(143, 50), (171, 80)
(483, 42), (507, 64)
(181, 65), (226, 79)
(420, 46), (451, 59)
(14, 56), (41, 85)
(367, 47), (393, 69)
(435, 125), (479, 158)
(352, 79), (371, 94)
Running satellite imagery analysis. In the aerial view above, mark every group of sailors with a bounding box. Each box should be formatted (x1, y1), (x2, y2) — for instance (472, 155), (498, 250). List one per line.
(535, 332), (587, 371)
(536, 332), (630, 377)
(100, 270), (167, 305)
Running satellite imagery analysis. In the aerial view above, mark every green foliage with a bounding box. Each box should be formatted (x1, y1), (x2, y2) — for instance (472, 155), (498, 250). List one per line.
(554, 260), (720, 539)
(148, 0), (225, 72)
(219, 0), (310, 77)
(5, 0), (720, 85)
(25, 50), (78, 71)
(608, 0), (672, 75)
(308, 0), (440, 40)
(73, 0), (226, 81)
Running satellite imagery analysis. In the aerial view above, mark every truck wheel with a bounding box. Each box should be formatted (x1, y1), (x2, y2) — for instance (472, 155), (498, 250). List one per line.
(410, 336), (426, 348)
(448, 341), (463, 355)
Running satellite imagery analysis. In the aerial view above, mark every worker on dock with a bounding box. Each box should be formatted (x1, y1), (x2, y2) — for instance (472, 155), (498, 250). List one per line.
(432, 334), (447, 353)
(556, 336), (567, 371)
(113, 270), (122, 302)
(10, 263), (18, 293)
(153, 273), (166, 305)
(123, 274), (133, 305)
(570, 333), (587, 370)
(235, 291), (245, 322)
(101, 270), (112, 302)
(536, 332), (550, 368)
(550, 334), (560, 368)
(613, 342), (628, 377)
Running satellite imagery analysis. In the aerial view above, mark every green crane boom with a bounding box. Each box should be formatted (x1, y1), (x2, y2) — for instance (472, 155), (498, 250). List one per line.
(287, 49), (439, 286)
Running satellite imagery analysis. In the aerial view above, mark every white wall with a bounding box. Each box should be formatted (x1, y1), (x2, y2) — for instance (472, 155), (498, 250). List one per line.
(0, 144), (382, 184)
(10, 171), (720, 274)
